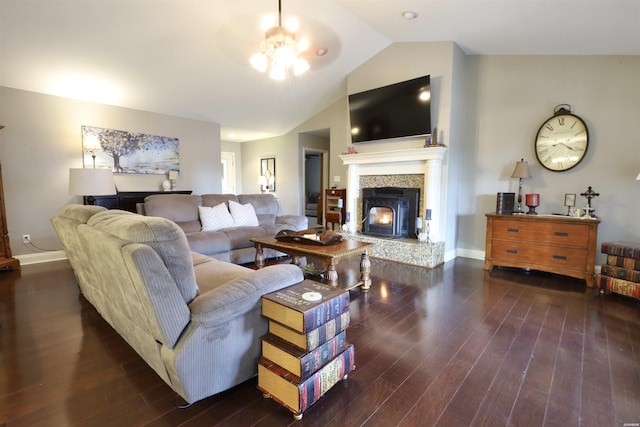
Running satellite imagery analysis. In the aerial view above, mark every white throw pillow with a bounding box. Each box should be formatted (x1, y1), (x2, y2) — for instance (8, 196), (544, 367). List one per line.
(229, 200), (260, 227)
(199, 203), (234, 231)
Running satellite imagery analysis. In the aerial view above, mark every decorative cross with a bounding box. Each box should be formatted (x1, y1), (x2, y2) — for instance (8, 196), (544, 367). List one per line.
(580, 186), (600, 218)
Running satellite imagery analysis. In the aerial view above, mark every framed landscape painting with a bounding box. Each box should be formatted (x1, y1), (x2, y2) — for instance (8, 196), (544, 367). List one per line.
(81, 125), (179, 174)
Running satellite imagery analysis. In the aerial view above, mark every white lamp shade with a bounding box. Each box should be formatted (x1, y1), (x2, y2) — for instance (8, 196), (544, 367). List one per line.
(69, 168), (116, 196)
(511, 159), (532, 179)
(636, 172), (640, 180)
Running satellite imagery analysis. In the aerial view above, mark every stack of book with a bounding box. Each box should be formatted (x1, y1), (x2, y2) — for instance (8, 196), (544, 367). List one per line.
(496, 192), (515, 215)
(258, 279), (354, 420)
(595, 241), (640, 299)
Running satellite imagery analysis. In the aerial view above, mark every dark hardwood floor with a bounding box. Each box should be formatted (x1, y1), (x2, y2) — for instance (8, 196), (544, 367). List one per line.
(1, 256), (639, 426)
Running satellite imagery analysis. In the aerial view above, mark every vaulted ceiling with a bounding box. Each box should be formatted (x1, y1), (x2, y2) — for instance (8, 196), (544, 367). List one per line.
(1, 1), (638, 142)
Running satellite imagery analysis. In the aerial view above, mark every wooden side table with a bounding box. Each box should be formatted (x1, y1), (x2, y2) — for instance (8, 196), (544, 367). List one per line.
(325, 188), (346, 231)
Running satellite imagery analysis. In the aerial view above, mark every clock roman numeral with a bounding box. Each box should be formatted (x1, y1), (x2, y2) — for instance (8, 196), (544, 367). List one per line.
(538, 148), (549, 155)
(545, 124), (554, 131)
(558, 117), (565, 126)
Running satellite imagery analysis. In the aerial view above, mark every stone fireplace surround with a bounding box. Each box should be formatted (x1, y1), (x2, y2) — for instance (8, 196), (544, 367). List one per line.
(339, 147), (447, 268)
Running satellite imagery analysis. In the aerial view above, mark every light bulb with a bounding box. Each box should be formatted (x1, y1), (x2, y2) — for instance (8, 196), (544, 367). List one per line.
(293, 58), (310, 75)
(250, 53), (268, 72)
(275, 46), (295, 68)
(270, 65), (286, 80)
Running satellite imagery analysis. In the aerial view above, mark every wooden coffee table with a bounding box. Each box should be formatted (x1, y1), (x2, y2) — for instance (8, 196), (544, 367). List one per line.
(251, 236), (374, 291)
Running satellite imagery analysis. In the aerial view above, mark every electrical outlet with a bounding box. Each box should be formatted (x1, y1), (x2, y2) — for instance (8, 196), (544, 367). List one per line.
(22, 234), (30, 244)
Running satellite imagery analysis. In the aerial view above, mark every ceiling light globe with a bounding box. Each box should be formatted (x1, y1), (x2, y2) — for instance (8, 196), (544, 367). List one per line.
(250, 53), (268, 72)
(275, 46), (296, 68)
(298, 37), (310, 52)
(293, 58), (310, 75)
(270, 65), (286, 81)
(284, 17), (299, 32)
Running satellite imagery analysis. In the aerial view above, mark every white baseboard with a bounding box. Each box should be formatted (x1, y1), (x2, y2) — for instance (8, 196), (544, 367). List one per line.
(455, 248), (485, 261)
(15, 250), (67, 266)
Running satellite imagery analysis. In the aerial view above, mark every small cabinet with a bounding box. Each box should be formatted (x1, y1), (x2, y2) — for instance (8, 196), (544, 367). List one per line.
(324, 189), (346, 231)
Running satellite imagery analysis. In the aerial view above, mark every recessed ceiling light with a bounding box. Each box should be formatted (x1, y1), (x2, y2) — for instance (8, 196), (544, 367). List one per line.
(401, 11), (419, 20)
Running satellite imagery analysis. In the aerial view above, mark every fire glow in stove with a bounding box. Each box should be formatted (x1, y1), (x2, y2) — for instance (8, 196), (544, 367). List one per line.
(362, 187), (420, 239)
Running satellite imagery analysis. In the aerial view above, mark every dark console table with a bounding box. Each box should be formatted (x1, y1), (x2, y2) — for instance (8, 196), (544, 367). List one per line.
(85, 191), (192, 213)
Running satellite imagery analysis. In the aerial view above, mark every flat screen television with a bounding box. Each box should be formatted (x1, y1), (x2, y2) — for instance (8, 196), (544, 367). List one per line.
(348, 75), (431, 144)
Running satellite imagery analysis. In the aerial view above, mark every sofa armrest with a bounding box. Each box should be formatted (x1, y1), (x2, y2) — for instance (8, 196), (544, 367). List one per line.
(188, 264), (303, 327)
(276, 215), (308, 231)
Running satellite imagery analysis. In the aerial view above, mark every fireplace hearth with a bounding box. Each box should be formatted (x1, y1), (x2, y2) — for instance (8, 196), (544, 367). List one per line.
(362, 187), (420, 239)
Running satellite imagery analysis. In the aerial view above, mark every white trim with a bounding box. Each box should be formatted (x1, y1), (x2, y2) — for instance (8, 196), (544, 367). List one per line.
(16, 250), (67, 266)
(455, 248), (485, 261)
(339, 147), (448, 242)
(339, 147), (446, 165)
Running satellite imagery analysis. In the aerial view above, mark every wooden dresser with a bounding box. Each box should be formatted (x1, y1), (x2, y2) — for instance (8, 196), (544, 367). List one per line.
(485, 213), (600, 287)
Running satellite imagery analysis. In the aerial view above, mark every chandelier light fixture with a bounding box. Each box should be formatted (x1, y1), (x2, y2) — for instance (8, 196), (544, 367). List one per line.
(250, 0), (310, 80)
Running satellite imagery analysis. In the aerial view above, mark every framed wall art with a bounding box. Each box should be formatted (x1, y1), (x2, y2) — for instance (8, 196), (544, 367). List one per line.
(260, 157), (276, 192)
(81, 125), (179, 174)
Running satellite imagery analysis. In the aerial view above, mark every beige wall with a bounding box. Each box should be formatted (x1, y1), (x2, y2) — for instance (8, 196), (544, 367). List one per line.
(0, 86), (221, 258)
(241, 96), (348, 216)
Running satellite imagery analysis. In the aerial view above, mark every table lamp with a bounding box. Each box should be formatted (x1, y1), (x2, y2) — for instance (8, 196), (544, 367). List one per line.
(511, 158), (531, 214)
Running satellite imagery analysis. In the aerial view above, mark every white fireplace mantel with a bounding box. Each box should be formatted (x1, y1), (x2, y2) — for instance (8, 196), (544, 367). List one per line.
(339, 146), (447, 241)
(339, 147), (446, 166)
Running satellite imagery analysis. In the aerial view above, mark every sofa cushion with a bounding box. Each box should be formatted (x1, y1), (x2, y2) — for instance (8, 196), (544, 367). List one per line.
(191, 255), (253, 294)
(88, 210), (199, 303)
(145, 194), (203, 233)
(57, 204), (107, 223)
(199, 203), (234, 231)
(186, 230), (232, 257)
(229, 200), (260, 227)
(238, 194), (278, 225)
(201, 194), (239, 208)
(222, 226), (267, 249)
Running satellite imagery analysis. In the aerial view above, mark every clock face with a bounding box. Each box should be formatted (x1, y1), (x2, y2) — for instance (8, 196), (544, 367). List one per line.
(535, 113), (589, 171)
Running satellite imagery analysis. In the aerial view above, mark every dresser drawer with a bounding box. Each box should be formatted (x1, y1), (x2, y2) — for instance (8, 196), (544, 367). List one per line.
(492, 219), (589, 247)
(491, 240), (588, 269)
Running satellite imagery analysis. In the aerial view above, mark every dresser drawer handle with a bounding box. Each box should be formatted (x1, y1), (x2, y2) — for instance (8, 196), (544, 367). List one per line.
(553, 254), (567, 260)
(506, 249), (518, 254)
(554, 232), (569, 237)
(507, 228), (519, 233)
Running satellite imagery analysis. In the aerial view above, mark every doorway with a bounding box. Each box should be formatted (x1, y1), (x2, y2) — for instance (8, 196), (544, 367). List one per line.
(221, 152), (236, 194)
(303, 149), (328, 228)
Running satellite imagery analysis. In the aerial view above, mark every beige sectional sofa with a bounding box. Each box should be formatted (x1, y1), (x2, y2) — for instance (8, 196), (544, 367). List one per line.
(144, 193), (308, 264)
(51, 204), (305, 404)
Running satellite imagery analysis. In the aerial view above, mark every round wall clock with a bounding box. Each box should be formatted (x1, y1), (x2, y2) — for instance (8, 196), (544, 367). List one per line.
(534, 104), (589, 172)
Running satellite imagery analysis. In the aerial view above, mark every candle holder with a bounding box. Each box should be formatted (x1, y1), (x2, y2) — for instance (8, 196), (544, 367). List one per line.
(525, 193), (539, 215)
